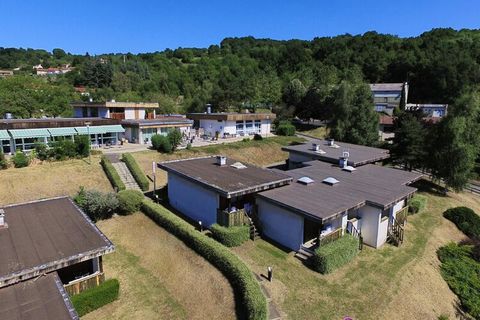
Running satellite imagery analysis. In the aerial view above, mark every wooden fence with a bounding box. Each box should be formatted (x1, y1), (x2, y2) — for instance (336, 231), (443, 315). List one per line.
(216, 208), (248, 227)
(64, 272), (105, 296)
(318, 228), (343, 247)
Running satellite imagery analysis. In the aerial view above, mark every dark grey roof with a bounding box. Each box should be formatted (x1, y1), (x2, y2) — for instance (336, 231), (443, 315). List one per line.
(369, 83), (404, 91)
(283, 139), (390, 167)
(0, 197), (114, 287)
(257, 161), (423, 222)
(121, 118), (193, 127)
(158, 156), (292, 198)
(0, 273), (78, 320)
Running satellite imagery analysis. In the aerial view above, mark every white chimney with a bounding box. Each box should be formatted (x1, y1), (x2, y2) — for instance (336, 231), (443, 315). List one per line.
(216, 156), (227, 166)
(328, 139), (335, 146)
(312, 143), (319, 151)
(0, 209), (5, 228)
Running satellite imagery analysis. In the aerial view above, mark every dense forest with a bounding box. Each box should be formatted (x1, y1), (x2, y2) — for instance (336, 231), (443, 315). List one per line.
(1, 28), (479, 119)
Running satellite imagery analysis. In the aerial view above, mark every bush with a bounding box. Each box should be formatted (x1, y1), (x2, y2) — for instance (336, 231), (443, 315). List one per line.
(142, 200), (267, 320)
(0, 152), (7, 169)
(168, 128), (182, 151)
(437, 243), (480, 318)
(408, 194), (427, 214)
(211, 224), (250, 247)
(49, 140), (77, 160)
(75, 135), (90, 158)
(71, 279), (120, 317)
(151, 134), (172, 153)
(276, 121), (296, 136)
(443, 207), (480, 239)
(253, 134), (263, 141)
(311, 234), (359, 274)
(186, 142), (192, 150)
(74, 187), (119, 221)
(34, 142), (49, 161)
(122, 153), (149, 191)
(100, 156), (126, 191)
(117, 189), (144, 215)
(12, 151), (29, 168)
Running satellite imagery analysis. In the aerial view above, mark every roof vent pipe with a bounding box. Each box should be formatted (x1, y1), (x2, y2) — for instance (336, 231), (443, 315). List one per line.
(0, 209), (6, 229)
(312, 143), (319, 151)
(216, 155), (226, 166)
(339, 150), (350, 168)
(328, 139), (335, 146)
(206, 104), (212, 114)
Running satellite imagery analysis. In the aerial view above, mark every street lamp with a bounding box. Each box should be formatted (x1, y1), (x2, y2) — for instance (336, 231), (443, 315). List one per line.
(85, 121), (92, 164)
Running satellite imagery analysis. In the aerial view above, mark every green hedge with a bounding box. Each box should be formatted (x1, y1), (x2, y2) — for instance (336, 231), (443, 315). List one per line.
(122, 153), (149, 191)
(437, 243), (480, 318)
(443, 206), (480, 239)
(408, 194), (427, 214)
(275, 121), (296, 136)
(311, 234), (359, 274)
(100, 156), (126, 191)
(117, 189), (144, 215)
(211, 224), (250, 247)
(71, 279), (120, 317)
(141, 200), (267, 320)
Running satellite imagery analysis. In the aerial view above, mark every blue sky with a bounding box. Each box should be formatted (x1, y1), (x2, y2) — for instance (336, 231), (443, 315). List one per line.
(0, 0), (479, 54)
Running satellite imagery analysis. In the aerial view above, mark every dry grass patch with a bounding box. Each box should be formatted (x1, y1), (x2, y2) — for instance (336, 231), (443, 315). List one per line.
(88, 213), (236, 320)
(298, 126), (329, 139)
(233, 191), (480, 320)
(0, 156), (112, 205)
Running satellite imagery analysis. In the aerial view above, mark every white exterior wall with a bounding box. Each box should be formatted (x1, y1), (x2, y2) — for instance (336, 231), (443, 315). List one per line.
(391, 199), (405, 219)
(357, 205), (382, 248)
(260, 120), (271, 135)
(199, 119), (224, 136)
(224, 121), (237, 135)
(168, 173), (219, 227)
(377, 217), (389, 247)
(124, 108), (136, 119)
(257, 198), (304, 251)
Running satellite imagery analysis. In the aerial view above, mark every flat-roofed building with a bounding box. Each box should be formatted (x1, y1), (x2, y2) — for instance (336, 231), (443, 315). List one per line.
(282, 138), (390, 169)
(122, 116), (193, 144)
(405, 103), (448, 118)
(370, 82), (408, 115)
(71, 101), (160, 120)
(0, 197), (115, 319)
(187, 112), (275, 139)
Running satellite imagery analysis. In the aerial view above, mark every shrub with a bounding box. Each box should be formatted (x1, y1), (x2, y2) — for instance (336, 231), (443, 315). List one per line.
(443, 207), (480, 239)
(34, 142), (49, 161)
(12, 151), (29, 168)
(121, 153), (149, 191)
(75, 135), (90, 158)
(276, 121), (296, 136)
(74, 187), (119, 221)
(167, 128), (182, 151)
(71, 279), (120, 317)
(437, 243), (480, 318)
(186, 142), (192, 150)
(151, 134), (172, 153)
(117, 189), (144, 215)
(311, 234), (359, 274)
(0, 152), (7, 169)
(141, 200), (267, 320)
(408, 194), (427, 214)
(253, 134), (263, 141)
(211, 224), (250, 247)
(100, 156), (126, 191)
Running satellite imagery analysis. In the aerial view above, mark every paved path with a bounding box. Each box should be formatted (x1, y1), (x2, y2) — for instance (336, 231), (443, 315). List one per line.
(111, 162), (142, 191)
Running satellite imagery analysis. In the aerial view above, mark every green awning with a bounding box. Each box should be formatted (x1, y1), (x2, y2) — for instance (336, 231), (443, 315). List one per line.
(48, 127), (77, 137)
(8, 128), (50, 139)
(0, 130), (10, 140)
(74, 125), (125, 135)
(103, 125), (125, 133)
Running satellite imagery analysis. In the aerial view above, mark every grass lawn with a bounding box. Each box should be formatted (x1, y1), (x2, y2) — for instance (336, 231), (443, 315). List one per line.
(0, 155), (112, 205)
(85, 213), (236, 320)
(296, 125), (329, 139)
(232, 190), (480, 320)
(132, 136), (304, 187)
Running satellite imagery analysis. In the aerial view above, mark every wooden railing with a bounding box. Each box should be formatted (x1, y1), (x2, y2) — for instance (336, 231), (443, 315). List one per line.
(318, 228), (342, 247)
(388, 216), (404, 246)
(396, 206), (409, 225)
(64, 272), (105, 296)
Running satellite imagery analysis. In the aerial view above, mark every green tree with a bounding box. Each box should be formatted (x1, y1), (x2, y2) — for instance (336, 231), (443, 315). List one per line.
(167, 129), (182, 151)
(282, 79), (306, 108)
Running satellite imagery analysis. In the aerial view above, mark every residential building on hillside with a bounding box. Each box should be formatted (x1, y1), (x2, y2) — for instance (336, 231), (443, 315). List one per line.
(122, 116), (193, 144)
(0, 117), (124, 154)
(71, 101), (160, 120)
(0, 70), (13, 78)
(405, 103), (448, 118)
(35, 64), (73, 76)
(0, 197), (115, 319)
(378, 115), (395, 142)
(370, 82), (408, 115)
(187, 111), (275, 139)
(282, 138), (390, 169)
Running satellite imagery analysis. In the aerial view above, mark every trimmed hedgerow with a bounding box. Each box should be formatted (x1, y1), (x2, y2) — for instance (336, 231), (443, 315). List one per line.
(70, 279), (120, 317)
(275, 121), (296, 136)
(117, 189), (144, 215)
(408, 194), (427, 214)
(443, 207), (480, 239)
(141, 200), (267, 320)
(211, 224), (250, 247)
(121, 153), (149, 191)
(437, 243), (480, 319)
(311, 234), (359, 274)
(100, 156), (126, 191)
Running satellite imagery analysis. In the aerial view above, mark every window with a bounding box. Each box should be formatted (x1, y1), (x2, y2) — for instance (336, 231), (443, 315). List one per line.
(0, 139), (11, 154)
(236, 121), (244, 134)
(254, 120), (261, 133)
(90, 107), (98, 117)
(245, 121), (253, 134)
(375, 105), (386, 112)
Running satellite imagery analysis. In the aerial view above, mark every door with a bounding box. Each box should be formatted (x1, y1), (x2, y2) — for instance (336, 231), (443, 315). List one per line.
(303, 218), (322, 243)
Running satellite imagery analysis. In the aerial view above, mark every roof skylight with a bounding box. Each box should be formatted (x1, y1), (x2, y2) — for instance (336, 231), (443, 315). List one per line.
(297, 176), (315, 185)
(322, 177), (339, 185)
(230, 162), (247, 169)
